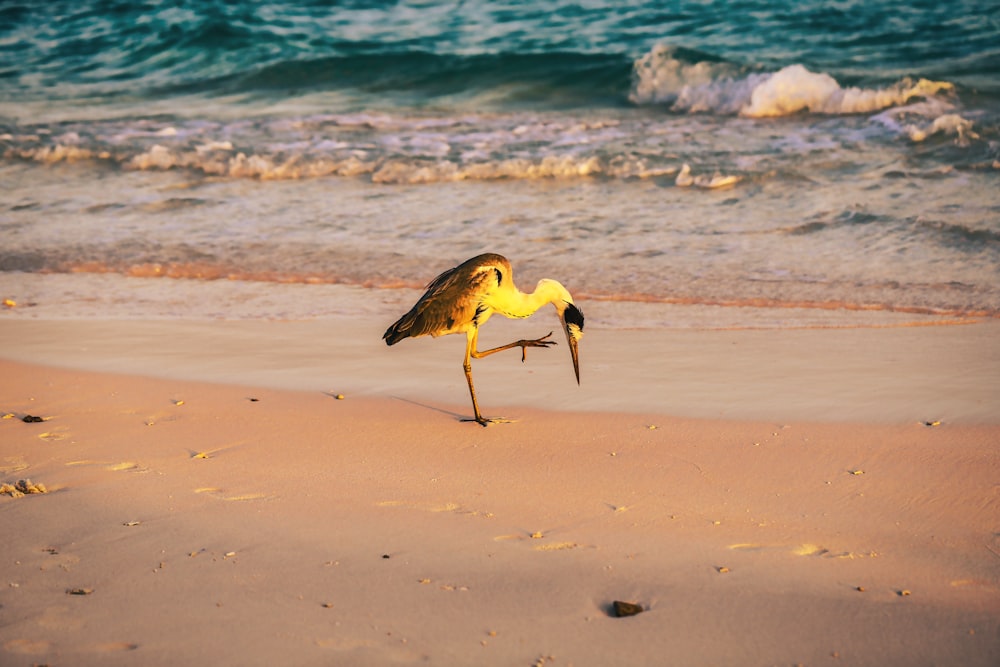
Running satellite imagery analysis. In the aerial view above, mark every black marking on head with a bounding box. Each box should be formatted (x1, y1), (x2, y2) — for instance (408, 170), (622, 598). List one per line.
(493, 267), (503, 287)
(564, 302), (584, 331)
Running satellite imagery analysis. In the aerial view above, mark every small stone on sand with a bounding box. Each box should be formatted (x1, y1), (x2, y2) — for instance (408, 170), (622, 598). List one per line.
(612, 600), (643, 617)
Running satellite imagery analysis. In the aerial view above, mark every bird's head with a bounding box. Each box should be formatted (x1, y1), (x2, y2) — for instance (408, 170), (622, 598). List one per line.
(560, 300), (584, 384)
(538, 279), (584, 384)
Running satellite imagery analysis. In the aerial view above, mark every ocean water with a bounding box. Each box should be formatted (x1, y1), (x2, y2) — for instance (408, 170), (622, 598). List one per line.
(1, 0), (999, 327)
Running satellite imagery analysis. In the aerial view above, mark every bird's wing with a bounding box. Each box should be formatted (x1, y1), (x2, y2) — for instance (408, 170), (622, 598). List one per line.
(383, 257), (504, 343)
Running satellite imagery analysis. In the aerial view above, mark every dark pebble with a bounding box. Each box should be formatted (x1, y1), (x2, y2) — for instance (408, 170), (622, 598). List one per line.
(66, 588), (94, 595)
(612, 600), (643, 618)
(22, 415), (44, 423)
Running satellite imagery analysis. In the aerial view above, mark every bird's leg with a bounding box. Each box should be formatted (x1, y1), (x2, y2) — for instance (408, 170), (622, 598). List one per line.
(463, 361), (489, 427)
(461, 331), (489, 427)
(460, 329), (517, 426)
(471, 331), (556, 363)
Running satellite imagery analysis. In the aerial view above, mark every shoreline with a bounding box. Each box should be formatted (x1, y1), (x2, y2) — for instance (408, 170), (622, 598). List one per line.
(1, 357), (998, 666)
(4, 271), (990, 327)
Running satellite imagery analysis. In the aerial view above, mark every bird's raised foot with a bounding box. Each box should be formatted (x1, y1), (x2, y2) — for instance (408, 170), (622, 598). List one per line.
(461, 416), (519, 427)
(516, 331), (556, 362)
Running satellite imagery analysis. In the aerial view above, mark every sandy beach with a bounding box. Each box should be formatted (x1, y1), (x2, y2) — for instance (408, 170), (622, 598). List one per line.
(1, 295), (998, 666)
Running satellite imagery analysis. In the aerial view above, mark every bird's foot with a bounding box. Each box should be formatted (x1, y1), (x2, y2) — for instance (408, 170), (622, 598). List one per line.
(517, 331), (556, 362)
(461, 416), (518, 427)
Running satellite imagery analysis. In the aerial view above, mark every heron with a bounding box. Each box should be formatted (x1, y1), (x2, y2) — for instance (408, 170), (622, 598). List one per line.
(383, 253), (584, 426)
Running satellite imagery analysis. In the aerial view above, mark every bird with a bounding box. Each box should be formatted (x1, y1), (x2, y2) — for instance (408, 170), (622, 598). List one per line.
(383, 253), (584, 426)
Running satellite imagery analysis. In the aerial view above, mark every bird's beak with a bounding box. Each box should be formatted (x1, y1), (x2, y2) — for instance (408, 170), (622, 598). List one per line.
(567, 333), (580, 384)
(561, 302), (584, 384)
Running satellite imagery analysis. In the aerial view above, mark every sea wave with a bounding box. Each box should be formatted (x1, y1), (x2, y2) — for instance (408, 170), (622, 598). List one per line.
(199, 51), (632, 109)
(1, 40), (992, 186)
(3, 140), (657, 183)
(629, 44), (957, 118)
(2, 23), (972, 121)
(4, 0), (996, 121)
(4, 105), (987, 187)
(0, 113), (691, 184)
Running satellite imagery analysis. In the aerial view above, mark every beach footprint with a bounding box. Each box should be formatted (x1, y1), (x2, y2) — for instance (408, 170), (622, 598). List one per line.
(37, 427), (69, 442)
(0, 456), (29, 475)
(66, 460), (149, 473)
(376, 499), (494, 518)
(728, 542), (877, 559)
(194, 487), (271, 501)
(39, 545), (81, 571)
(493, 530), (586, 552)
(187, 441), (246, 460)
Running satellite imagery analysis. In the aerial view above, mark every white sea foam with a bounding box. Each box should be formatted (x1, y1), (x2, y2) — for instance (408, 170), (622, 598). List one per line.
(0, 75), (981, 191)
(630, 45), (955, 118)
(674, 163), (740, 189)
(742, 66), (954, 118)
(629, 45), (748, 110)
(871, 101), (978, 144)
(10, 143), (97, 163)
(196, 141), (234, 153)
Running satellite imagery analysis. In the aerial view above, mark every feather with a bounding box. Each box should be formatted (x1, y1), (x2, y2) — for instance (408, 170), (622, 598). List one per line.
(383, 254), (508, 344)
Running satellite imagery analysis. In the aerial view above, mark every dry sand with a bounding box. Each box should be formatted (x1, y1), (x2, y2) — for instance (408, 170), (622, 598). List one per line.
(1, 309), (998, 666)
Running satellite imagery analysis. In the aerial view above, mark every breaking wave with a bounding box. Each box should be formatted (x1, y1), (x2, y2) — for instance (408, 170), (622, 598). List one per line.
(0, 43), (989, 186)
(629, 45), (956, 118)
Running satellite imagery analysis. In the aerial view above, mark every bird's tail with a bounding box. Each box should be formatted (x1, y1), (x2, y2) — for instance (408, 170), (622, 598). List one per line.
(383, 313), (417, 346)
(383, 323), (407, 346)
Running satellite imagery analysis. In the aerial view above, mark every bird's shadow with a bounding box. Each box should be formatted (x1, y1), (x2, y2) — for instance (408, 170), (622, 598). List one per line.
(390, 396), (520, 425)
(391, 396), (468, 423)
(390, 397), (519, 425)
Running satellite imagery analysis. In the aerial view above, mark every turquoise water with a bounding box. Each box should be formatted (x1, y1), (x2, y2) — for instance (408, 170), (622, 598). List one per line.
(4, 1), (998, 107)
(1, 1), (998, 322)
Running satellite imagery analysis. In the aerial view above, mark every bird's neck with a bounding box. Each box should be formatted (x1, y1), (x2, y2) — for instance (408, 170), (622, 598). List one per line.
(493, 279), (572, 319)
